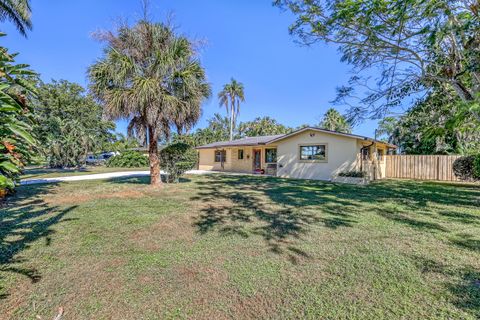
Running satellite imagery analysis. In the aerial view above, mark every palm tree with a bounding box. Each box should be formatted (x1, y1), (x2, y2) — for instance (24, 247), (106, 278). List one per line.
(207, 113), (230, 141)
(319, 108), (352, 133)
(0, 0), (32, 37)
(89, 20), (211, 185)
(218, 78), (245, 141)
(238, 116), (291, 137)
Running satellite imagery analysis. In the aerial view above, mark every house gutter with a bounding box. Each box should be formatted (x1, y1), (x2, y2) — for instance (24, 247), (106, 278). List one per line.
(360, 140), (375, 173)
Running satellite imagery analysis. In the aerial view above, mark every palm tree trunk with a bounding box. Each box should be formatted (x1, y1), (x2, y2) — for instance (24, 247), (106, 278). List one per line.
(229, 103), (234, 141)
(148, 125), (162, 186)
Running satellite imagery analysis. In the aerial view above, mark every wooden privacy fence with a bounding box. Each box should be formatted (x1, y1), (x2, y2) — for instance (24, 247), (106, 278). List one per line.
(385, 155), (462, 181)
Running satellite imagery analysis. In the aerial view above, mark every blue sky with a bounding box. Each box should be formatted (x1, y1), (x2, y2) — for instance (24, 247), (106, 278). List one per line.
(4, 0), (381, 137)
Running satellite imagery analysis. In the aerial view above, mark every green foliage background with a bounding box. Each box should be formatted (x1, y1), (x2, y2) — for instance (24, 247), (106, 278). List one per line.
(0, 35), (37, 192)
(160, 143), (197, 183)
(106, 151), (148, 168)
(32, 80), (115, 168)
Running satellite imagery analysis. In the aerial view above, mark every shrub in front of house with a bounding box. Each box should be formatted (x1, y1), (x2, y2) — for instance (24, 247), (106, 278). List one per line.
(160, 142), (198, 183)
(338, 171), (366, 178)
(453, 155), (478, 181)
(106, 150), (148, 168)
(473, 154), (480, 180)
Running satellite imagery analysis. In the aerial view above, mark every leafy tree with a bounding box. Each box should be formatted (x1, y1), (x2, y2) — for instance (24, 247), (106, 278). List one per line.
(106, 150), (148, 168)
(377, 117), (400, 145)
(205, 113), (231, 141)
(0, 37), (36, 193)
(295, 123), (311, 130)
(89, 20), (211, 186)
(0, 0), (32, 37)
(218, 78), (245, 141)
(33, 80), (114, 168)
(172, 113), (231, 147)
(238, 116), (291, 137)
(319, 108), (352, 133)
(160, 142), (197, 183)
(104, 133), (141, 153)
(275, 0), (480, 120)
(377, 90), (480, 154)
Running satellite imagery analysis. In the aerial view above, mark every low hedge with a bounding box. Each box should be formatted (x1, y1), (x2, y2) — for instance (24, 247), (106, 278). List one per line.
(106, 151), (148, 168)
(474, 155), (480, 179)
(453, 154), (480, 181)
(338, 171), (366, 178)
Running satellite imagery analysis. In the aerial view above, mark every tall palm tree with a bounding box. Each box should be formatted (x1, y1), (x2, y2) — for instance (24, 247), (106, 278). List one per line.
(319, 108), (352, 133)
(89, 20), (211, 185)
(218, 78), (245, 141)
(0, 0), (32, 36)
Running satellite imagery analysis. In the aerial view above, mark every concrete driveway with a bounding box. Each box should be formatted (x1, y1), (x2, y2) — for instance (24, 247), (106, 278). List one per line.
(20, 169), (235, 185)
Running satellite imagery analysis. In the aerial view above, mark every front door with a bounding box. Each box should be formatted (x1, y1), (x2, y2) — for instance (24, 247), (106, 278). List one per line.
(253, 149), (261, 171)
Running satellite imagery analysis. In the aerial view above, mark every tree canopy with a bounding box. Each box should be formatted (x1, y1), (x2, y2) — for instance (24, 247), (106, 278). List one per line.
(89, 20), (211, 185)
(318, 108), (352, 133)
(238, 116), (292, 137)
(172, 113), (231, 147)
(33, 80), (115, 167)
(275, 0), (480, 121)
(377, 89), (480, 154)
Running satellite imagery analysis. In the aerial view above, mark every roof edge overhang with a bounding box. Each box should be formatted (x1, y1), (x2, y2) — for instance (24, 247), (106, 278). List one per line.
(264, 127), (397, 149)
(195, 143), (266, 150)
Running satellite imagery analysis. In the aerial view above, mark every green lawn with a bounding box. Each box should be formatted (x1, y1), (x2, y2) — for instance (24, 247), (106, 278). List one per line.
(21, 166), (149, 179)
(1, 175), (479, 319)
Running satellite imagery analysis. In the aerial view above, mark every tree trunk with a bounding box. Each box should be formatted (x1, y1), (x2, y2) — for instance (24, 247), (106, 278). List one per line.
(451, 80), (474, 101)
(148, 125), (162, 186)
(229, 103), (234, 141)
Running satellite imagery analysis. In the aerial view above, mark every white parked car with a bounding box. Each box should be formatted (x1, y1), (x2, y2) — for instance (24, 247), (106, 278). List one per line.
(85, 152), (119, 165)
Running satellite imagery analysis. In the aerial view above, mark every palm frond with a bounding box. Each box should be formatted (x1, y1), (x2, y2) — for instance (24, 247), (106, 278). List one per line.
(0, 0), (32, 37)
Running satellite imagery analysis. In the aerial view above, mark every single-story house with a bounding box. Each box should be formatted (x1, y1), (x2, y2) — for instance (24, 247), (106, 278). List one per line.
(196, 127), (397, 181)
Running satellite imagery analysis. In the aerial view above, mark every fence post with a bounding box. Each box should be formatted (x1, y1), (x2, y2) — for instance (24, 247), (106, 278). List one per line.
(436, 157), (440, 180)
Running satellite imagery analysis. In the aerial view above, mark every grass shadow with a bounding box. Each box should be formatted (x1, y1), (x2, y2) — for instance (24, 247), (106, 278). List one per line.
(191, 174), (480, 262)
(108, 175), (191, 185)
(450, 234), (480, 253)
(412, 255), (480, 317)
(0, 184), (77, 299)
(191, 175), (355, 262)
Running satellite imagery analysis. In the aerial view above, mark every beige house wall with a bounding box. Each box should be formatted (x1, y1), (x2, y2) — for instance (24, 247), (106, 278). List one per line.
(198, 130), (392, 180)
(356, 140), (388, 179)
(276, 130), (360, 180)
(198, 146), (278, 173)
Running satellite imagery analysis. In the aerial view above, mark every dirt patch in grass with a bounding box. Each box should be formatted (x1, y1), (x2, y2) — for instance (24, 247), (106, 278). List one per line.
(1, 276), (33, 320)
(129, 214), (195, 251)
(2, 257), (129, 319)
(160, 264), (236, 319)
(230, 291), (285, 319)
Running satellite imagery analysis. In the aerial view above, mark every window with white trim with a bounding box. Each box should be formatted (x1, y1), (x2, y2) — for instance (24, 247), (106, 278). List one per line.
(214, 150), (226, 162)
(265, 148), (277, 163)
(299, 145), (326, 161)
(377, 149), (384, 161)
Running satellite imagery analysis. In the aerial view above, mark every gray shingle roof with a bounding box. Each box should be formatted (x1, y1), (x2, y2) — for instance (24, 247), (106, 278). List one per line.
(266, 127), (397, 148)
(195, 127), (397, 149)
(196, 134), (285, 149)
